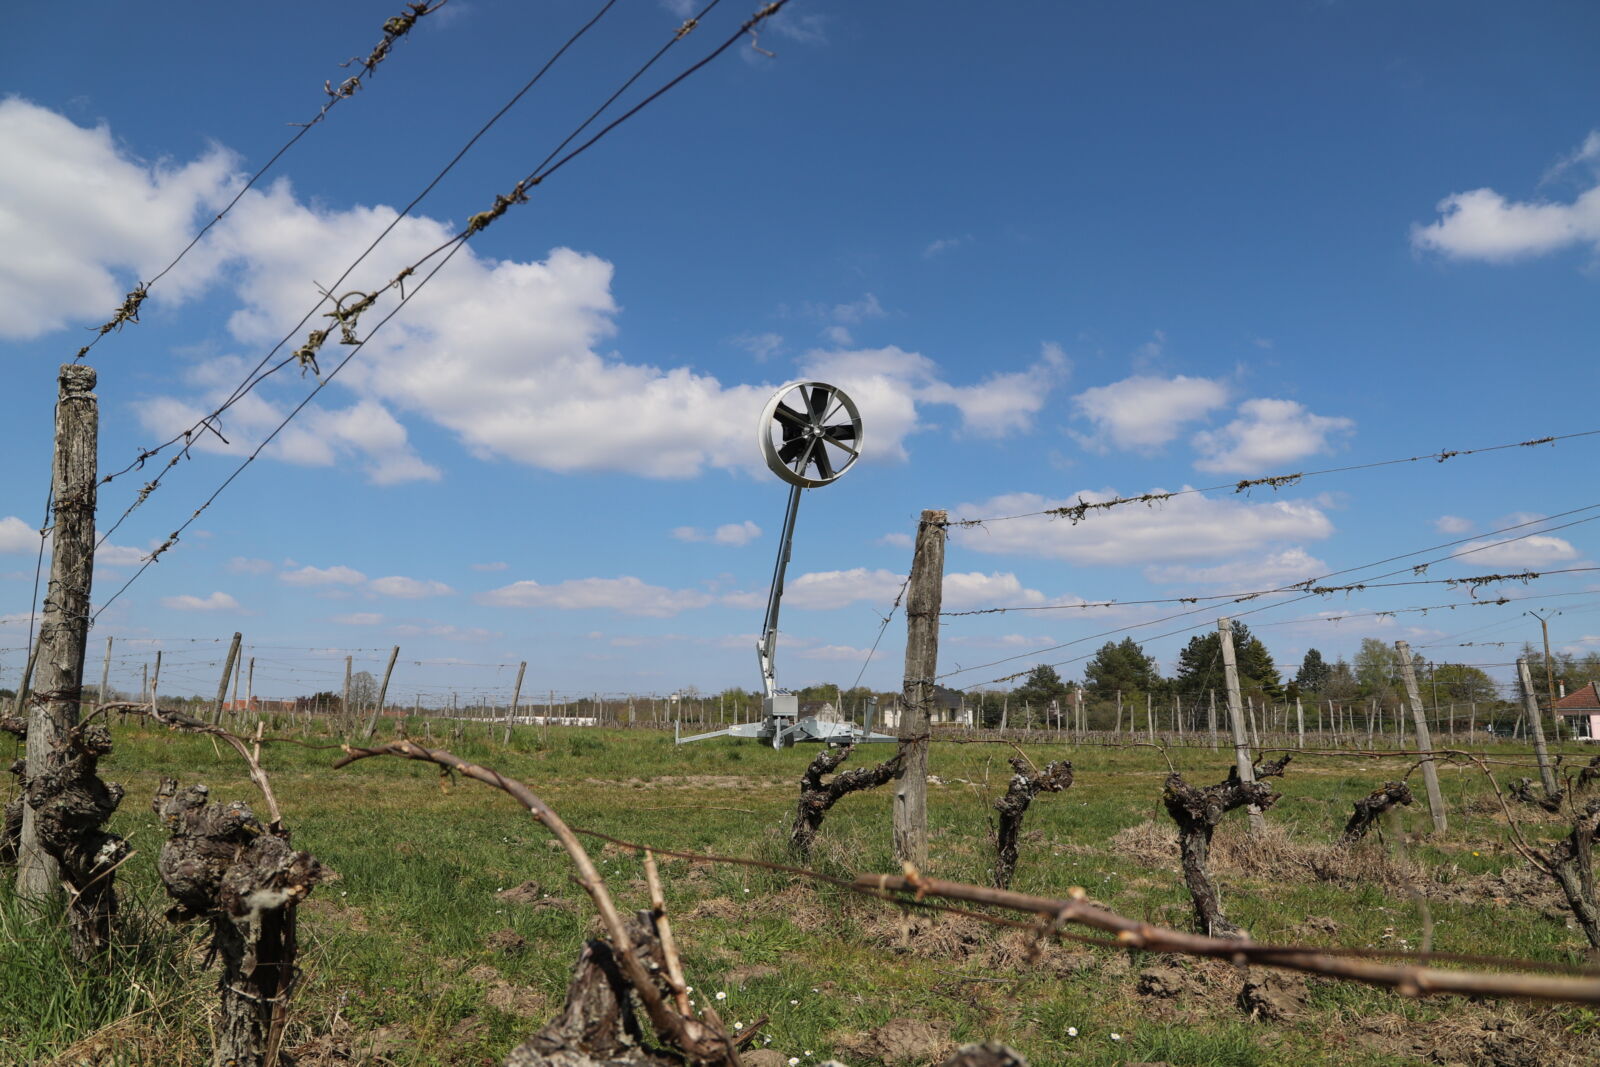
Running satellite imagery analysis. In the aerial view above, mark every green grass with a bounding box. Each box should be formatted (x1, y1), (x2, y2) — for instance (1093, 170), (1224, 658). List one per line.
(1, 722), (1596, 1065)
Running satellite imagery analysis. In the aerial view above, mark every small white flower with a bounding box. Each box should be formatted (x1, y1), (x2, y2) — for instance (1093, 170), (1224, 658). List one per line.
(734, 1022), (744, 1031)
(685, 986), (693, 993)
(789, 999), (799, 1006)
(1066, 1027), (1078, 1037)
(789, 1059), (800, 1066)
(715, 991), (727, 1000)
(1110, 1033), (1122, 1042)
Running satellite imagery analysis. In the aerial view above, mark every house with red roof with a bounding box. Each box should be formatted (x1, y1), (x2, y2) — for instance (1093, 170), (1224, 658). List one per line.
(1554, 682), (1600, 740)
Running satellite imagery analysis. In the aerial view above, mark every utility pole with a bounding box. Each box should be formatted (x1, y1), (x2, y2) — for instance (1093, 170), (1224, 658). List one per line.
(1395, 640), (1446, 833)
(212, 632), (241, 725)
(1516, 657), (1559, 796)
(1529, 610), (1562, 741)
(1218, 618), (1264, 834)
(894, 509), (945, 869)
(18, 365), (99, 900)
(362, 645), (400, 740)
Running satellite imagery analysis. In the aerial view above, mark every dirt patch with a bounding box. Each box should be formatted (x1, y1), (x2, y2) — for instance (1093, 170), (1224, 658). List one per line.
(835, 1017), (954, 1065)
(300, 896), (372, 932)
(689, 896), (744, 921)
(287, 1021), (412, 1066)
(1136, 963), (1195, 999)
(861, 910), (992, 961)
(1236, 971), (1307, 1021)
(485, 927), (527, 955)
(497, 880), (546, 904)
(743, 1051), (792, 1067)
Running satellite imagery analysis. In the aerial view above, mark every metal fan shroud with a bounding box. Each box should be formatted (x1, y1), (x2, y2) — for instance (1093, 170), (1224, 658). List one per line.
(759, 381), (863, 489)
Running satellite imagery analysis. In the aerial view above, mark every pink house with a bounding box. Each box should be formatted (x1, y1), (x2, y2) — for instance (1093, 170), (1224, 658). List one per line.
(1554, 682), (1600, 740)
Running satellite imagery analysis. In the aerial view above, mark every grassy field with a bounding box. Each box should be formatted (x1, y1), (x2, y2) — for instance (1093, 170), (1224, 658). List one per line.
(3, 721), (1598, 1066)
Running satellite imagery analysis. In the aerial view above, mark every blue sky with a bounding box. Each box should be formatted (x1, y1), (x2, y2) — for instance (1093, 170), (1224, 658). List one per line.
(2, 0), (1598, 708)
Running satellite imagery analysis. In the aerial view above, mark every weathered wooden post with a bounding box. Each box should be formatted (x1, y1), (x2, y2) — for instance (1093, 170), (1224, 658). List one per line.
(894, 509), (945, 869)
(1218, 617), (1265, 834)
(1295, 695), (1304, 749)
(1395, 640), (1446, 833)
(245, 656), (255, 721)
(97, 635), (112, 706)
(212, 632), (241, 724)
(151, 649), (162, 712)
(503, 660), (526, 744)
(1517, 657), (1560, 796)
(17, 365), (124, 947)
(361, 645), (400, 740)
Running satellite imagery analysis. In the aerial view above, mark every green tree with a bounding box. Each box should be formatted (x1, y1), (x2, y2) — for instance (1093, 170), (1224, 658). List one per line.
(1295, 649), (1330, 693)
(1354, 638), (1399, 700)
(1083, 638), (1161, 701)
(1013, 664), (1070, 707)
(1429, 662), (1497, 704)
(1321, 658), (1360, 703)
(1172, 622), (1281, 703)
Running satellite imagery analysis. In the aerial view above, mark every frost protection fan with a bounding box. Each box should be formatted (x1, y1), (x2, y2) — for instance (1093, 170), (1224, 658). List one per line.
(676, 382), (891, 749)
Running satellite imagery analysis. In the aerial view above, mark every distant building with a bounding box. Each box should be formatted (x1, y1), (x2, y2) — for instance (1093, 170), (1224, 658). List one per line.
(876, 685), (973, 730)
(1554, 682), (1600, 740)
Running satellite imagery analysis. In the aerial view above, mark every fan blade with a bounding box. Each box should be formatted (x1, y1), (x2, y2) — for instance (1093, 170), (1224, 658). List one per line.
(823, 423), (856, 441)
(779, 438), (808, 465)
(806, 384), (832, 421)
(774, 402), (807, 427)
(812, 443), (835, 481)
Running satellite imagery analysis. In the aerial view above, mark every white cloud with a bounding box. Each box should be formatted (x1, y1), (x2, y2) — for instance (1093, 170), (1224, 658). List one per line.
(674, 521), (763, 546)
(771, 568), (908, 610)
(876, 532), (913, 549)
(832, 293), (885, 324)
(730, 332), (783, 361)
(821, 324), (853, 345)
(477, 576), (714, 617)
(796, 644), (872, 661)
(1071, 375), (1228, 452)
(0, 98), (237, 340)
(1454, 535), (1580, 569)
(940, 571), (1047, 610)
(369, 575), (453, 598)
(228, 556), (274, 574)
(390, 622), (497, 642)
(950, 489), (1334, 566)
(14, 99), (1054, 484)
(94, 543), (148, 566)
(331, 612), (384, 625)
(1143, 547), (1328, 587)
(281, 564), (367, 586)
(1434, 515), (1474, 535)
(0, 516), (39, 553)
(1413, 134), (1600, 262)
(162, 591), (241, 612)
(1190, 398), (1354, 475)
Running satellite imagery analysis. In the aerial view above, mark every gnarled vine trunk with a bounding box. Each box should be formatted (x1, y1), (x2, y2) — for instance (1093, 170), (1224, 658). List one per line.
(1161, 764), (1283, 938)
(1341, 781), (1413, 843)
(992, 757), (1073, 889)
(791, 743), (904, 860)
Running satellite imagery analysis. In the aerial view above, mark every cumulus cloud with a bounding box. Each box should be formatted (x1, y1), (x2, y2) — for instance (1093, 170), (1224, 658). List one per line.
(0, 516), (39, 553)
(672, 521), (762, 546)
(1412, 133), (1600, 261)
(1143, 547), (1328, 587)
(949, 489), (1334, 566)
(280, 564), (366, 586)
(1434, 515), (1475, 535)
(94, 543), (148, 566)
(14, 99), (1059, 485)
(228, 556), (274, 574)
(369, 575), (453, 598)
(1454, 534), (1580, 569)
(1071, 375), (1228, 452)
(876, 532), (913, 549)
(1191, 398), (1354, 474)
(0, 98), (237, 340)
(331, 612), (384, 625)
(477, 576), (714, 617)
(162, 591), (241, 611)
(750, 567), (1049, 612)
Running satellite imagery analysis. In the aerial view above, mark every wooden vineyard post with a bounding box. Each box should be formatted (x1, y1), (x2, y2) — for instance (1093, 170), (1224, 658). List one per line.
(504, 660), (526, 744)
(342, 655), (353, 733)
(361, 646), (400, 740)
(1517, 657), (1560, 796)
(98, 636), (112, 706)
(1218, 617), (1265, 834)
(18, 365), (98, 900)
(1395, 640), (1447, 833)
(1208, 688), (1218, 749)
(245, 657), (254, 721)
(212, 632), (241, 725)
(894, 509), (945, 869)
(1295, 695), (1304, 749)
